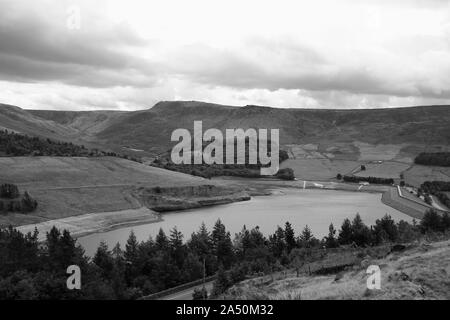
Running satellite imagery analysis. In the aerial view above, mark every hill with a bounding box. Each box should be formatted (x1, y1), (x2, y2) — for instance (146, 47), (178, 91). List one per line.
(0, 156), (244, 227)
(93, 102), (450, 158)
(0, 104), (76, 141)
(222, 239), (450, 300)
(1, 101), (450, 184)
(3, 101), (446, 158)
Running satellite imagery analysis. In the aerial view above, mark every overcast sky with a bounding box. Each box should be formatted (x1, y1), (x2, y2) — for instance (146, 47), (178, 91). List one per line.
(0, 0), (449, 110)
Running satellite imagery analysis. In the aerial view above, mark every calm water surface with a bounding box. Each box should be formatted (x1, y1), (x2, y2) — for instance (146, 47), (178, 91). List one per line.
(77, 189), (412, 256)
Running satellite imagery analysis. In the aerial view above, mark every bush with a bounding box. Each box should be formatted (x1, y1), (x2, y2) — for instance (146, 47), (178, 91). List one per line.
(192, 287), (208, 300)
(420, 209), (443, 233)
(21, 192), (38, 213)
(0, 185), (37, 213)
(276, 168), (295, 180)
(0, 184), (20, 199)
(343, 175), (394, 185)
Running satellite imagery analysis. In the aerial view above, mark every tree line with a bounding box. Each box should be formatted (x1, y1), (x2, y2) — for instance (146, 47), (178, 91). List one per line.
(0, 183), (37, 213)
(342, 175), (394, 185)
(0, 130), (136, 161)
(1, 209), (449, 299)
(152, 138), (292, 179)
(415, 152), (450, 167)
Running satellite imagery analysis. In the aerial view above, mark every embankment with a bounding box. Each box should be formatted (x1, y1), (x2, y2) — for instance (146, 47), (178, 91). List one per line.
(15, 184), (251, 240)
(137, 185), (251, 212)
(381, 186), (448, 220)
(16, 207), (161, 241)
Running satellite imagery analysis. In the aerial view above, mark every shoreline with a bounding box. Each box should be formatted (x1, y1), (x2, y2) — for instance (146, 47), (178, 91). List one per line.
(13, 179), (429, 241)
(16, 207), (163, 242)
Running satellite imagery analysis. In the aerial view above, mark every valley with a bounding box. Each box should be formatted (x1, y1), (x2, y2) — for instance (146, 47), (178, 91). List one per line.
(0, 101), (449, 236)
(0, 100), (449, 301)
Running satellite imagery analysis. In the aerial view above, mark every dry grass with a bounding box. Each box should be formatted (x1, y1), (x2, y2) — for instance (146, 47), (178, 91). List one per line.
(0, 156), (206, 189)
(354, 141), (404, 161)
(404, 165), (450, 187)
(0, 157), (209, 226)
(280, 159), (361, 180)
(223, 240), (450, 300)
(355, 162), (411, 179)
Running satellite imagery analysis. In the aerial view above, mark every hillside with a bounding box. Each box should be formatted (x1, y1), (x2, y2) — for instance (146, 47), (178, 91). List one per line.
(93, 102), (450, 158)
(0, 104), (76, 141)
(1, 101), (445, 158)
(0, 156), (242, 227)
(1, 101), (450, 185)
(223, 239), (450, 300)
(0, 104), (117, 151)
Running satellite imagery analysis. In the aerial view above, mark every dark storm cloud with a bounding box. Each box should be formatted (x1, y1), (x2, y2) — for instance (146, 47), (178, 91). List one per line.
(0, 0), (157, 87)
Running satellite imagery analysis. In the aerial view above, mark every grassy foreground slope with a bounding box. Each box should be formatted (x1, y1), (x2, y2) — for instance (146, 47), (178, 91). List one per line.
(223, 239), (450, 300)
(0, 156), (209, 226)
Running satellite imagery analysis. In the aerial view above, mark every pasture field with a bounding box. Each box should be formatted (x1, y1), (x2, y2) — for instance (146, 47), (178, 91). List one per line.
(280, 159), (361, 180)
(403, 165), (450, 187)
(0, 156), (206, 189)
(353, 141), (404, 161)
(285, 143), (359, 161)
(29, 186), (141, 219)
(354, 161), (410, 179)
(0, 156), (208, 226)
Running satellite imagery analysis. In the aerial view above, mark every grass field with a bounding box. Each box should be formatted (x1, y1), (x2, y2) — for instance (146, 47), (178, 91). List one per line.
(354, 161), (411, 179)
(403, 165), (450, 187)
(354, 141), (405, 161)
(0, 156), (209, 226)
(280, 159), (361, 180)
(0, 157), (206, 189)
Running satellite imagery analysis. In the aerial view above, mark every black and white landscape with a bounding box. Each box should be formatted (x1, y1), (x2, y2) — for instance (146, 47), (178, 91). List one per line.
(0, 0), (449, 301)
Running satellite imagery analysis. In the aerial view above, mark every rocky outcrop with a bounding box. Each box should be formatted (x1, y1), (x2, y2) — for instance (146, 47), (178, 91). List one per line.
(136, 185), (251, 212)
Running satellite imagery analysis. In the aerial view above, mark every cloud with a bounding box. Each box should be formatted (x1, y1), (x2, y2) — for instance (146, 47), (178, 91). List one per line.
(0, 0), (157, 87)
(165, 38), (450, 99)
(0, 0), (449, 110)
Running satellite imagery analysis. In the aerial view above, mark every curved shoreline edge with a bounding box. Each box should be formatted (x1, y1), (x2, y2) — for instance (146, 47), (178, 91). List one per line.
(15, 179), (439, 242)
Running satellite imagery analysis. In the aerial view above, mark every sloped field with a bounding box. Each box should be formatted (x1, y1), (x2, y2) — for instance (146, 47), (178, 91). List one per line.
(0, 156), (209, 226)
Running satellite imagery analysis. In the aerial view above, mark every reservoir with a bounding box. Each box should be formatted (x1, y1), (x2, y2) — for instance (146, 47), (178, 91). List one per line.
(77, 189), (413, 256)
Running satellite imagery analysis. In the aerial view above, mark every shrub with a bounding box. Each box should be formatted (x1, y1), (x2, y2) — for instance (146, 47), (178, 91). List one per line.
(276, 168), (295, 180)
(420, 209), (442, 233)
(192, 287), (208, 300)
(21, 192), (38, 213)
(0, 184), (20, 199)
(343, 175), (394, 185)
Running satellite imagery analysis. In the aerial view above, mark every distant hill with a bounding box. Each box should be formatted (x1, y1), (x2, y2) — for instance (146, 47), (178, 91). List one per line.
(94, 102), (450, 155)
(1, 101), (449, 157)
(0, 104), (76, 140)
